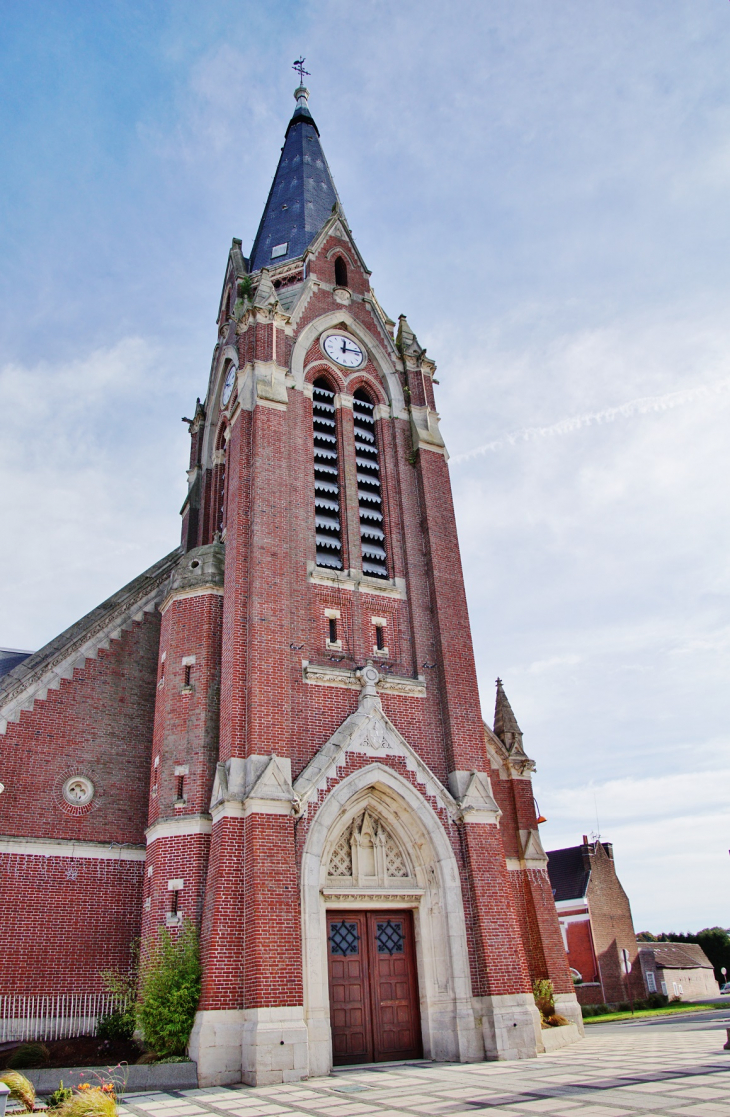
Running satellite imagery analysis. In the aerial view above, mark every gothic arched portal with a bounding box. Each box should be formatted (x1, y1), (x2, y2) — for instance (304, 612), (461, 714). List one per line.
(300, 763), (483, 1075)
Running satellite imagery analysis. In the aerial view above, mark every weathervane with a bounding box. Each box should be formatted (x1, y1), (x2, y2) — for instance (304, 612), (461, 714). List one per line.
(293, 57), (310, 84)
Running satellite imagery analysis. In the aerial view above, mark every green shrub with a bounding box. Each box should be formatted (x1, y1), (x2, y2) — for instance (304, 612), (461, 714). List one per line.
(581, 1002), (612, 1017)
(137, 920), (202, 1057)
(47, 1082), (74, 1109)
(532, 979), (555, 1021)
(646, 992), (668, 1008)
(6, 1042), (50, 1068)
(96, 1009), (135, 1042)
(155, 1056), (191, 1064)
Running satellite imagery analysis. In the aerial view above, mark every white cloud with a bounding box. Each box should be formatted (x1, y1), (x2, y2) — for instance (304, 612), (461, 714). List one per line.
(0, 339), (187, 649)
(451, 378), (730, 463)
(539, 770), (730, 930)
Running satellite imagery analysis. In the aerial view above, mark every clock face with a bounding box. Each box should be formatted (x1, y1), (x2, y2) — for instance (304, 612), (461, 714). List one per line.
(323, 333), (364, 368)
(221, 366), (236, 406)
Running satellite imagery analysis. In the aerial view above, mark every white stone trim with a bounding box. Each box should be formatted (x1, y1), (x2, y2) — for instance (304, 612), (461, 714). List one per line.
(473, 993), (543, 1060)
(146, 815), (212, 843)
(322, 889), (424, 904)
(0, 835), (146, 861)
(189, 1009), (246, 1087)
(300, 763), (484, 1076)
(160, 585), (224, 615)
(211, 798), (293, 821)
(555, 897), (589, 913)
(302, 660), (426, 697)
(306, 564), (407, 599)
(289, 309), (405, 413)
(293, 705), (455, 818)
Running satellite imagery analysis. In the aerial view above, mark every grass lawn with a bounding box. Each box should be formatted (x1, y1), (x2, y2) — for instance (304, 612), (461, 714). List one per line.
(583, 1001), (723, 1024)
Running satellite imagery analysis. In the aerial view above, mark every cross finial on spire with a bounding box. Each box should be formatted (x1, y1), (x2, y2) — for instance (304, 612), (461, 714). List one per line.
(293, 57), (310, 84)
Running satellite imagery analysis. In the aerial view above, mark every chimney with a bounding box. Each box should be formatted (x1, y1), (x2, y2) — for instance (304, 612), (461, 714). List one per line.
(582, 834), (588, 847)
(602, 842), (614, 859)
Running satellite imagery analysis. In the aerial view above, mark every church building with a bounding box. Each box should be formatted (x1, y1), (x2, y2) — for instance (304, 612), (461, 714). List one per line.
(0, 82), (582, 1085)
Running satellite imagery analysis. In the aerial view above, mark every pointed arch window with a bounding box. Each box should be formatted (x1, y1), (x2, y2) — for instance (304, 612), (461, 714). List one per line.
(353, 389), (387, 578)
(334, 255), (348, 288)
(313, 378), (343, 570)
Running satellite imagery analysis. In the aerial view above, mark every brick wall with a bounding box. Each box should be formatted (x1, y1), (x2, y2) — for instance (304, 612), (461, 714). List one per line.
(0, 615), (159, 995)
(584, 841), (645, 1003)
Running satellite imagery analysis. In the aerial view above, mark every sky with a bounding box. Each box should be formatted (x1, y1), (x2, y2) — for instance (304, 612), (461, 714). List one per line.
(1, 0), (729, 932)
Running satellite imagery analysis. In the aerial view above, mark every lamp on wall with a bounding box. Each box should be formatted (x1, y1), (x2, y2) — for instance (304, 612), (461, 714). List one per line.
(533, 796), (547, 825)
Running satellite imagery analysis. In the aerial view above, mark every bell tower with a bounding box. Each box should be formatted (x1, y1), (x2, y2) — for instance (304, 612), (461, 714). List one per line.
(145, 80), (582, 1087)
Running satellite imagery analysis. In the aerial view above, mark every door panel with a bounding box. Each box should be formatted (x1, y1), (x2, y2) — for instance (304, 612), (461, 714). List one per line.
(368, 913), (421, 1061)
(327, 910), (422, 1066)
(327, 914), (373, 1063)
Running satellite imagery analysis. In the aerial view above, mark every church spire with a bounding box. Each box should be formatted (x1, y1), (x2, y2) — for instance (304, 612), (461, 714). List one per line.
(248, 82), (342, 273)
(493, 678), (524, 753)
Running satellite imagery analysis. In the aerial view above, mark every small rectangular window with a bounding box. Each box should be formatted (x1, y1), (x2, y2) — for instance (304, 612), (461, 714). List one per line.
(184, 664), (192, 686)
(375, 625), (385, 651)
(646, 971), (656, 993)
(171, 890), (179, 916)
(329, 617), (338, 644)
(176, 775), (185, 801)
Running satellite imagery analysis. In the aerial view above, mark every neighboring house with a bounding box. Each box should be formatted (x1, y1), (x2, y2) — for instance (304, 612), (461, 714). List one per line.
(547, 837), (646, 1005)
(639, 943), (719, 1001)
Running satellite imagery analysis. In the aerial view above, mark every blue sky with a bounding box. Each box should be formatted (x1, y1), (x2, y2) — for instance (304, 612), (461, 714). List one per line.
(1, 1), (729, 931)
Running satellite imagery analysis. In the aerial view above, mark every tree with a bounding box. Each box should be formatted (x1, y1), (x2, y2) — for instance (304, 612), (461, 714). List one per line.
(137, 921), (202, 1056)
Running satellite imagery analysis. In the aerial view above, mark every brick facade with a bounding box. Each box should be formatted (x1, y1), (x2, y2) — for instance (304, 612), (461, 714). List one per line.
(0, 85), (582, 1082)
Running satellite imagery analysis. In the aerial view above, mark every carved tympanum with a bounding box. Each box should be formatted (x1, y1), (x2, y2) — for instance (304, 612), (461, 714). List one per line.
(327, 809), (412, 885)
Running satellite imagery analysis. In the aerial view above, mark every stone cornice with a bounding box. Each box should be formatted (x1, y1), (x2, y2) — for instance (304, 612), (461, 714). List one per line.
(302, 660), (426, 697)
(0, 834), (146, 861)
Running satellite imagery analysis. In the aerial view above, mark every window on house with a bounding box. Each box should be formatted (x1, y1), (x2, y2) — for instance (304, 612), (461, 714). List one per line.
(334, 256), (348, 288)
(329, 617), (338, 644)
(646, 971), (656, 993)
(313, 378), (343, 570)
(375, 624), (385, 651)
(353, 389), (387, 578)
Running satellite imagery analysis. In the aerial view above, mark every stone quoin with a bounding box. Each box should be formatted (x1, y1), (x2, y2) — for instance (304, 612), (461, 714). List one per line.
(0, 81), (583, 1084)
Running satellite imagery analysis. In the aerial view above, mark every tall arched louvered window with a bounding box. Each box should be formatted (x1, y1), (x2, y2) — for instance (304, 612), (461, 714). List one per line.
(353, 389), (387, 578)
(313, 378), (343, 570)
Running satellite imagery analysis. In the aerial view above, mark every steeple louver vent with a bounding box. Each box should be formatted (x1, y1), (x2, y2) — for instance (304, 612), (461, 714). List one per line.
(313, 379), (343, 570)
(354, 390), (388, 579)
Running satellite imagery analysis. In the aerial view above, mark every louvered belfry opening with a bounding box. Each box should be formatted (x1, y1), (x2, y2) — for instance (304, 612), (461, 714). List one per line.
(313, 378), (343, 570)
(354, 389), (388, 578)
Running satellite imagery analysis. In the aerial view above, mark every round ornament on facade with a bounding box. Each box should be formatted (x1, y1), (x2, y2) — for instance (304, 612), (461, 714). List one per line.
(62, 775), (94, 807)
(322, 333), (364, 369)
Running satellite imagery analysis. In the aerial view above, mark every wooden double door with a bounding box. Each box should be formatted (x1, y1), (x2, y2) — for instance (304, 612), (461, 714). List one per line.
(327, 910), (422, 1065)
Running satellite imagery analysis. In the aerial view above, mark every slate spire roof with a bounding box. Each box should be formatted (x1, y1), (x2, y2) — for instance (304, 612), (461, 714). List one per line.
(249, 85), (342, 273)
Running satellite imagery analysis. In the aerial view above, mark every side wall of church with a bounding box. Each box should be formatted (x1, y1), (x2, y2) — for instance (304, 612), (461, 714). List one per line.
(0, 615), (159, 994)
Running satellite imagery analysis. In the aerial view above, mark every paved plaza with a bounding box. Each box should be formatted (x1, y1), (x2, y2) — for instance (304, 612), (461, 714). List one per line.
(118, 1010), (730, 1117)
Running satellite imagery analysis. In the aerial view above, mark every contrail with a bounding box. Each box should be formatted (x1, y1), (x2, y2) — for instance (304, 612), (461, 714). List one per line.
(450, 379), (730, 465)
